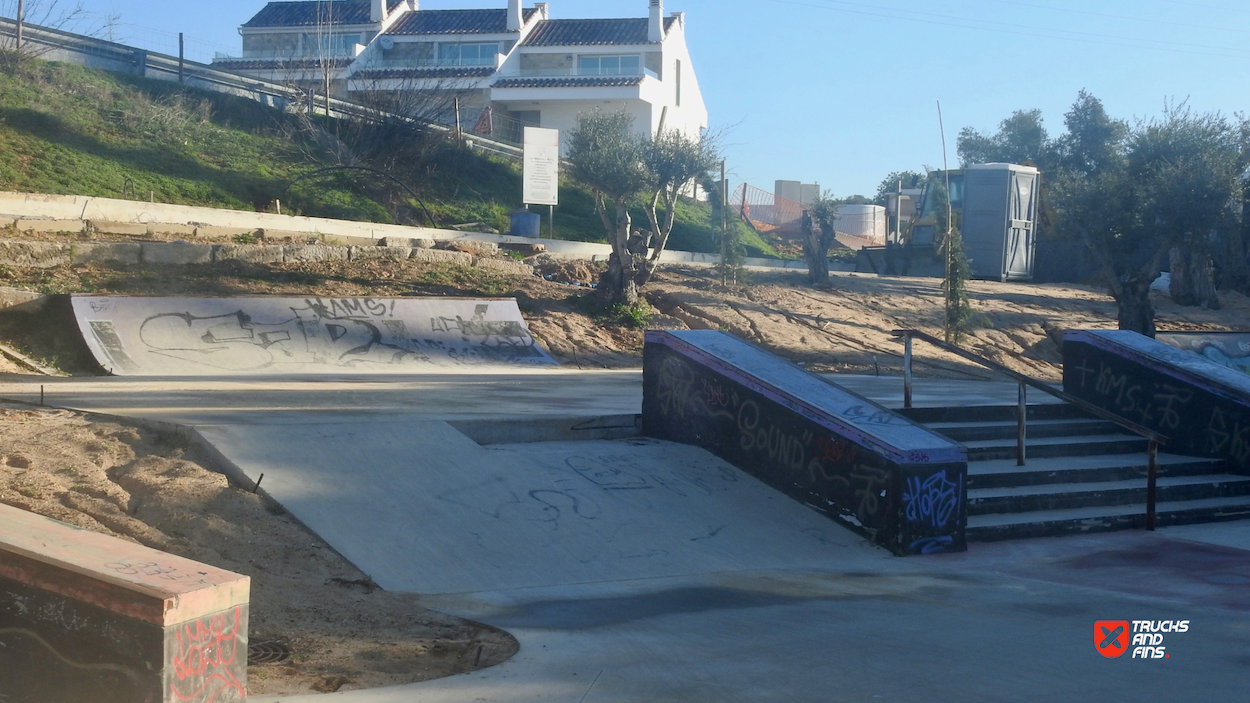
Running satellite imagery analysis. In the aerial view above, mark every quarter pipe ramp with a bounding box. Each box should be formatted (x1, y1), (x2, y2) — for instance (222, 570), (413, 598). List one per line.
(71, 295), (556, 375)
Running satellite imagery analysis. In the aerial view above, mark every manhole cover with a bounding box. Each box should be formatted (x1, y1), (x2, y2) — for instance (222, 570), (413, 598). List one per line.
(248, 640), (291, 666)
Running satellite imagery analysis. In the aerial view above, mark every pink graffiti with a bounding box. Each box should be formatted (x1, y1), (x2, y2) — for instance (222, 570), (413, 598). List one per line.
(170, 606), (244, 702)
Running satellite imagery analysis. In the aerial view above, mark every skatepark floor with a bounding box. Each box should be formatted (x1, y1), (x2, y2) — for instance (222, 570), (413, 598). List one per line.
(2, 371), (1248, 701)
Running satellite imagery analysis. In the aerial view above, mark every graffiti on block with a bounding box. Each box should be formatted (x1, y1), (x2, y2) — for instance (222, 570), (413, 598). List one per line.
(903, 470), (964, 529)
(168, 606), (246, 703)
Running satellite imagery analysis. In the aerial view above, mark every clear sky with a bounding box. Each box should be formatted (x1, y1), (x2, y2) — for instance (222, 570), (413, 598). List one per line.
(28, 0), (1250, 198)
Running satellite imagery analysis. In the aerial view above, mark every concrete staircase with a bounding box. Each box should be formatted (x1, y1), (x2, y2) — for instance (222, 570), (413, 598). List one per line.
(898, 403), (1250, 541)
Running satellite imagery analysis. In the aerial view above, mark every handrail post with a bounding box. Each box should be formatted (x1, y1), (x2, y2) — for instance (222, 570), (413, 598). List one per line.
(1146, 439), (1159, 531)
(903, 334), (913, 409)
(1017, 382), (1027, 466)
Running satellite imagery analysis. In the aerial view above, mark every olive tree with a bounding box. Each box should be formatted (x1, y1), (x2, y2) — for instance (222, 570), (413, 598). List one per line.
(636, 126), (719, 286)
(567, 109), (651, 306)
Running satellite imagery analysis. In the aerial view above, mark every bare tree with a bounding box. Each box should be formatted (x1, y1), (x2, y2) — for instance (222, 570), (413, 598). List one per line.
(0, 0), (93, 65)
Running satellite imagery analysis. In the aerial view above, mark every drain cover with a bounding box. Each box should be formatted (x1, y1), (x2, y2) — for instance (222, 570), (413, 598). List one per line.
(248, 640), (292, 666)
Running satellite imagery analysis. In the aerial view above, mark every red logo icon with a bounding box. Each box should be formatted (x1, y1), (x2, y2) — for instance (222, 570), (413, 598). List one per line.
(1095, 620), (1130, 658)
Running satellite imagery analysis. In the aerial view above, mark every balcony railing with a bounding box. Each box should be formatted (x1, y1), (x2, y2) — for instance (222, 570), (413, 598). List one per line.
(496, 66), (659, 79)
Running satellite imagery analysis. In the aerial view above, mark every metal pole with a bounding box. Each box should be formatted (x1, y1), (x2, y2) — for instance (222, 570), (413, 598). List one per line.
(549, 204), (554, 239)
(178, 33), (185, 85)
(454, 97), (462, 141)
(903, 335), (913, 409)
(1146, 439), (1159, 531)
(1017, 382), (1027, 466)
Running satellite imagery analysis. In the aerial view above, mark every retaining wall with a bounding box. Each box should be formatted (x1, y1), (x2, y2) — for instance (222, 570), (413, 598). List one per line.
(642, 330), (968, 555)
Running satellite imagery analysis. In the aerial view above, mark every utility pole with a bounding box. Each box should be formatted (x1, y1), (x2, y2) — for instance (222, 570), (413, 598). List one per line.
(178, 33), (185, 85)
(16, 0), (24, 52)
(937, 100), (953, 344)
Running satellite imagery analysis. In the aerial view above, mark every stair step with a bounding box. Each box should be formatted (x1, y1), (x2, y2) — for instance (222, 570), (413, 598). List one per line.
(966, 453), (1227, 489)
(899, 402), (1085, 424)
(963, 433), (1145, 461)
(968, 474), (1250, 515)
(967, 495), (1250, 542)
(926, 418), (1120, 442)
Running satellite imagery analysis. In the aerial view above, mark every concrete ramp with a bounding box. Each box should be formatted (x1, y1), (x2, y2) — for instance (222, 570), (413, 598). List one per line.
(71, 295), (556, 375)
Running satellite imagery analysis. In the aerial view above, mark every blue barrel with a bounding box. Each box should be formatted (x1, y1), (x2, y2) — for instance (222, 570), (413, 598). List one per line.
(509, 210), (541, 238)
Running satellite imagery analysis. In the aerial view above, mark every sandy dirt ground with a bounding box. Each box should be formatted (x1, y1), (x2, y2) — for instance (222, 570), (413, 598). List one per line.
(0, 403), (518, 696)
(1, 250), (1249, 695)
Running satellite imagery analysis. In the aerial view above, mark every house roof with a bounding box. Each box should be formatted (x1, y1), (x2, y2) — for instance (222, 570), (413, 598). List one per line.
(243, 0), (406, 29)
(493, 75), (646, 89)
(351, 66), (496, 80)
(520, 17), (677, 47)
(385, 9), (538, 36)
(213, 56), (355, 70)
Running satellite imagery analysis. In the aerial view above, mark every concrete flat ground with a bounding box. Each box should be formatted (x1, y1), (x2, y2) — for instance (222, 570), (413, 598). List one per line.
(2, 370), (1248, 702)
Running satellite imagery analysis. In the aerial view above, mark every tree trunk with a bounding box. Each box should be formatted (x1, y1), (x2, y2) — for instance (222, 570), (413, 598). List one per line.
(1222, 205), (1250, 294)
(597, 198), (640, 307)
(801, 211), (830, 287)
(1169, 246), (1220, 309)
(1112, 276), (1158, 337)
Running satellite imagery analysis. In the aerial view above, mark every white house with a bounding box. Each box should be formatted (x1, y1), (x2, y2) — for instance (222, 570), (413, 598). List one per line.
(214, 0), (708, 147)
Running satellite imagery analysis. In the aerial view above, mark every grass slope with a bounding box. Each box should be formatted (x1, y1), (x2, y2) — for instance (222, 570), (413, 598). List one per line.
(0, 58), (782, 257)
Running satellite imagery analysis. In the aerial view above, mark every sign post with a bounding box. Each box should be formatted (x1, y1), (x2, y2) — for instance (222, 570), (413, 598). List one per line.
(523, 127), (560, 234)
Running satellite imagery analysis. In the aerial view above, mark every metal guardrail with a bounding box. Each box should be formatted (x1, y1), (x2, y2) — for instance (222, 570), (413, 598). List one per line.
(893, 329), (1169, 531)
(0, 16), (525, 160)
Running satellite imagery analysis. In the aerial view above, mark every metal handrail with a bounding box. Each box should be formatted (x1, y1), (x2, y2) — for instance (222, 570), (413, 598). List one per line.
(893, 329), (1168, 531)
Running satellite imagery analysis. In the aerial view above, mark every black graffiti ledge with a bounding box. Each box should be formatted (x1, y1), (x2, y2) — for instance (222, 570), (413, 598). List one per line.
(641, 330), (968, 556)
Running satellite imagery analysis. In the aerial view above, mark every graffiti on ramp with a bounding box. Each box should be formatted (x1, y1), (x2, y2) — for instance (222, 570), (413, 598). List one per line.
(72, 296), (557, 375)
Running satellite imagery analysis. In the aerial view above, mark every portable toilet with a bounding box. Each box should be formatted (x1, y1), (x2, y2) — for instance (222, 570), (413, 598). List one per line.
(961, 163), (1039, 282)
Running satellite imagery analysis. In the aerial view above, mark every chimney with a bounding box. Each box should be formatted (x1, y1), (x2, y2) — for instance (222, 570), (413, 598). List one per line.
(371, 0), (388, 23)
(508, 0), (523, 31)
(535, 2), (549, 20)
(648, 0), (665, 42)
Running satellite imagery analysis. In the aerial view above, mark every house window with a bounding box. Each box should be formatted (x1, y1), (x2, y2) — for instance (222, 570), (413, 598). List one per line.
(675, 59), (682, 106)
(438, 43), (499, 66)
(300, 32), (358, 56)
(578, 55), (641, 76)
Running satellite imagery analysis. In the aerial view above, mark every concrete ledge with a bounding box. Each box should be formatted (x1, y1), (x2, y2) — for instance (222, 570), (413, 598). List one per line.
(475, 258), (534, 276)
(285, 244), (348, 262)
(89, 220), (150, 237)
(1065, 330), (1250, 474)
(14, 218), (86, 234)
(215, 243), (285, 264)
(0, 241), (71, 268)
(72, 242), (142, 265)
(349, 245), (412, 261)
(258, 228), (310, 242)
(141, 242), (215, 265)
(411, 248), (473, 266)
(642, 330), (968, 556)
(442, 240), (499, 256)
(0, 502), (249, 702)
(378, 236), (434, 248)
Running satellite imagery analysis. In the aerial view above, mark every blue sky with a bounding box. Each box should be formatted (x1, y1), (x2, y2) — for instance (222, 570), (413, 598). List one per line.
(34, 0), (1250, 198)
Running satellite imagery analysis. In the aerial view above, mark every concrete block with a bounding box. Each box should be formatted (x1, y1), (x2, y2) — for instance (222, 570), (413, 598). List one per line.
(194, 225), (261, 240)
(0, 503), (250, 703)
(319, 233), (377, 247)
(475, 258), (535, 276)
(0, 287), (44, 310)
(284, 244), (349, 262)
(410, 248), (473, 266)
(0, 240), (71, 268)
(215, 243), (285, 264)
(413, 237), (436, 249)
(89, 220), (151, 237)
(0, 217), (17, 231)
(72, 242), (142, 265)
(441, 240), (499, 256)
(14, 218), (86, 234)
(349, 245), (412, 261)
(141, 242), (215, 265)
(146, 223), (198, 237)
(258, 228), (310, 242)
(377, 236), (414, 247)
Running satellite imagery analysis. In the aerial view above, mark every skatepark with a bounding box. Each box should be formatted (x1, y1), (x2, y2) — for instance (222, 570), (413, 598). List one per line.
(2, 294), (1249, 701)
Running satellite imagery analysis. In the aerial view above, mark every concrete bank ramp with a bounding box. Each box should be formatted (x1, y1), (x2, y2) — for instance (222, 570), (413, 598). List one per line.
(71, 295), (556, 375)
